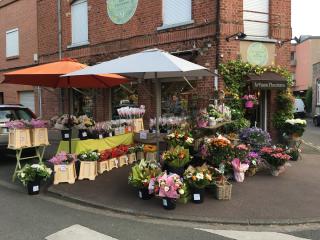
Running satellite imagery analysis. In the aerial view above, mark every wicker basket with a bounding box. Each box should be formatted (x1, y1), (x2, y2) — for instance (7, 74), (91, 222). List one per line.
(214, 182), (232, 200)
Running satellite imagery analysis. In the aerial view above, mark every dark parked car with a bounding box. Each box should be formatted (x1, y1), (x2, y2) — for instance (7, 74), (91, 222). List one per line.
(313, 114), (320, 127)
(0, 105), (36, 149)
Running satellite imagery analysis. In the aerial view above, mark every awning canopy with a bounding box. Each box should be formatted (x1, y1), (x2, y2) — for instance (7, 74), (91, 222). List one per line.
(247, 71), (287, 90)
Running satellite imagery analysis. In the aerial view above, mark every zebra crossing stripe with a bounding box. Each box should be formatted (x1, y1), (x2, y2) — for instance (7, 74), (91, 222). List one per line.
(195, 229), (311, 240)
(45, 224), (118, 240)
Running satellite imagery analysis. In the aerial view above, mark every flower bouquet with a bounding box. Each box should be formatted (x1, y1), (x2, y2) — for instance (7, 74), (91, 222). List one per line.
(165, 130), (194, 149)
(162, 146), (191, 176)
(184, 164), (213, 203)
(244, 151), (261, 176)
(48, 152), (77, 184)
(76, 115), (95, 140)
(78, 150), (100, 180)
(239, 127), (271, 151)
(52, 114), (79, 141)
(89, 122), (108, 139)
(128, 159), (161, 200)
(154, 172), (184, 210)
(17, 163), (52, 195)
(242, 94), (258, 108)
(283, 119), (307, 139)
(231, 158), (249, 182)
(260, 146), (291, 176)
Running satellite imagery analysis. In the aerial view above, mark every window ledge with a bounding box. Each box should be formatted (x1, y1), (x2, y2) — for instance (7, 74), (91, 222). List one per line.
(241, 36), (278, 43)
(6, 55), (19, 60)
(67, 41), (90, 49)
(157, 20), (194, 31)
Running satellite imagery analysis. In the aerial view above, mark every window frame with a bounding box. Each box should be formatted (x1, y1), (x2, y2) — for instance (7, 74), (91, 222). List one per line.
(317, 80), (320, 106)
(6, 28), (19, 59)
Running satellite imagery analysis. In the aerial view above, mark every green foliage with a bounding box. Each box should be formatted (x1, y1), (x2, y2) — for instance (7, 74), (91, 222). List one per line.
(272, 90), (294, 130)
(223, 118), (250, 134)
(305, 87), (313, 113)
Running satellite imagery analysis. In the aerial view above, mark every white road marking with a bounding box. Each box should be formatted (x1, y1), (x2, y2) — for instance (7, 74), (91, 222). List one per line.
(196, 229), (311, 240)
(45, 224), (118, 240)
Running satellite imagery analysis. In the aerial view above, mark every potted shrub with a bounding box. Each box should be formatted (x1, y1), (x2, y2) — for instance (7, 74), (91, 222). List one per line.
(128, 159), (161, 200)
(154, 172), (184, 210)
(239, 127), (271, 151)
(260, 146), (291, 176)
(48, 151), (77, 184)
(184, 164), (213, 204)
(17, 163), (52, 195)
(162, 146), (190, 176)
(77, 115), (95, 140)
(78, 150), (100, 180)
(283, 118), (307, 140)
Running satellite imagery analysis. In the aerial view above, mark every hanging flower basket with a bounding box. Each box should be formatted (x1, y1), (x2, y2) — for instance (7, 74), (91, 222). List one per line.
(245, 100), (254, 108)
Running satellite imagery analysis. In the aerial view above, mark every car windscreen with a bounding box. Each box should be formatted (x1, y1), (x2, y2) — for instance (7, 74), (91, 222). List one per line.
(15, 109), (34, 121)
(0, 110), (14, 122)
(0, 108), (34, 122)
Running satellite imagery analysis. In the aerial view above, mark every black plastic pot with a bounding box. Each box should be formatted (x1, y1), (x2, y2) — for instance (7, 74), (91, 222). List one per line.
(138, 188), (152, 200)
(191, 187), (205, 204)
(162, 197), (176, 210)
(27, 179), (41, 195)
(61, 129), (72, 141)
(78, 129), (89, 140)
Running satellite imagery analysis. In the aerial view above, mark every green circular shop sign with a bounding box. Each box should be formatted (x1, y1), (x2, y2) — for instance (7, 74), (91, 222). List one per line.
(107, 0), (138, 25)
(247, 42), (269, 66)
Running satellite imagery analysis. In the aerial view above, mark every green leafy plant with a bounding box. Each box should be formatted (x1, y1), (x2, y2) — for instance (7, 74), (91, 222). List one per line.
(78, 150), (100, 161)
(162, 146), (191, 168)
(17, 163), (52, 186)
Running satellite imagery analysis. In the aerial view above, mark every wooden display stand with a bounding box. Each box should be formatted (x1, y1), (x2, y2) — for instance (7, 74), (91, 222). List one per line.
(8, 129), (31, 149)
(118, 155), (129, 167)
(146, 152), (157, 161)
(53, 162), (77, 185)
(31, 128), (49, 146)
(78, 161), (98, 180)
(108, 158), (119, 170)
(136, 151), (144, 161)
(128, 153), (137, 164)
(133, 118), (144, 133)
(98, 161), (110, 174)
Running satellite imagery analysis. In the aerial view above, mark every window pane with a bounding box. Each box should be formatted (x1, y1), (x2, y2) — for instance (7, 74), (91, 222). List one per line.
(163, 0), (192, 25)
(6, 29), (19, 57)
(71, 0), (88, 44)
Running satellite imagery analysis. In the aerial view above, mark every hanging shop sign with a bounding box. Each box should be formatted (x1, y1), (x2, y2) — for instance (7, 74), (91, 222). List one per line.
(252, 81), (287, 90)
(107, 0), (138, 25)
(240, 41), (275, 66)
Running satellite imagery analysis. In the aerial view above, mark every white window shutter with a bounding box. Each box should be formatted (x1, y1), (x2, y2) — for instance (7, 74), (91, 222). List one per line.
(71, 0), (88, 45)
(19, 91), (35, 113)
(243, 0), (269, 37)
(6, 29), (19, 57)
(163, 0), (192, 26)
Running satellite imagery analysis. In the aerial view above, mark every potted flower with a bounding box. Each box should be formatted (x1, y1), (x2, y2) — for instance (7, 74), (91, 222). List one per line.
(197, 109), (209, 128)
(48, 151), (77, 184)
(78, 150), (100, 180)
(77, 115), (95, 140)
(16, 163), (52, 195)
(184, 164), (212, 203)
(242, 94), (258, 108)
(239, 127), (271, 151)
(29, 119), (49, 146)
(154, 172), (184, 210)
(260, 146), (291, 176)
(212, 167), (232, 200)
(6, 120), (31, 149)
(283, 118), (307, 139)
(165, 130), (194, 149)
(128, 159), (161, 200)
(162, 146), (191, 176)
(244, 151), (261, 176)
(52, 114), (79, 141)
(127, 146), (137, 164)
(89, 122), (107, 139)
(231, 158), (249, 182)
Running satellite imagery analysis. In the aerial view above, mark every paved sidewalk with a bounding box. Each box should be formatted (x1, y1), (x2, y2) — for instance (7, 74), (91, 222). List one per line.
(47, 153), (320, 225)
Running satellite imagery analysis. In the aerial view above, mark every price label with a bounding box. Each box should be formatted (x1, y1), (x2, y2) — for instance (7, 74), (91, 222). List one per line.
(60, 165), (66, 171)
(193, 194), (201, 201)
(162, 199), (168, 206)
(140, 131), (147, 140)
(99, 134), (103, 139)
(82, 132), (87, 137)
(138, 191), (142, 199)
(33, 185), (39, 192)
(64, 133), (69, 138)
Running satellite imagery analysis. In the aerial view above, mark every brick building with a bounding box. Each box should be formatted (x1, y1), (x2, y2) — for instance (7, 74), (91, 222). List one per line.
(36, 0), (291, 135)
(0, 0), (39, 114)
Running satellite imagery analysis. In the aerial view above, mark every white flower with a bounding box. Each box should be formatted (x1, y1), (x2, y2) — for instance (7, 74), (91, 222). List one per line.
(164, 186), (170, 192)
(178, 189), (185, 195)
(20, 173), (25, 178)
(186, 137), (194, 144)
(31, 164), (40, 169)
(196, 173), (204, 180)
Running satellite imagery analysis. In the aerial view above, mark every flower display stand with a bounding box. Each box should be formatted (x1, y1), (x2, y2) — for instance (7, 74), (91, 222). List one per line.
(8, 129), (31, 149)
(146, 152), (157, 161)
(118, 155), (129, 167)
(213, 182), (232, 200)
(133, 118), (144, 133)
(136, 151), (144, 161)
(98, 161), (110, 174)
(108, 158), (119, 170)
(53, 162), (77, 185)
(78, 161), (97, 180)
(31, 128), (49, 146)
(128, 153), (137, 164)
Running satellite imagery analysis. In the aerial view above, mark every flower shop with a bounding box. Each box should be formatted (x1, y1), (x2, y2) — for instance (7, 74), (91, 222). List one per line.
(4, 53), (307, 210)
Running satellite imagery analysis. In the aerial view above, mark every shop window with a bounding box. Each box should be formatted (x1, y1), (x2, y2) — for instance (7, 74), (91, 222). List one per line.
(73, 89), (95, 117)
(71, 0), (89, 47)
(243, 0), (269, 38)
(6, 28), (19, 58)
(162, 0), (192, 27)
(317, 80), (320, 105)
(111, 84), (139, 119)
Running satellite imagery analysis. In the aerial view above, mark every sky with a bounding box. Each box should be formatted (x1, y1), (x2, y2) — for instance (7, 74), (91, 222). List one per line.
(292, 0), (320, 37)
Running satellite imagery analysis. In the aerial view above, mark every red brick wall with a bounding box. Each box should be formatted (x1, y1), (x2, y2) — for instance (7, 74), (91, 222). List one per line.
(0, 0), (38, 113)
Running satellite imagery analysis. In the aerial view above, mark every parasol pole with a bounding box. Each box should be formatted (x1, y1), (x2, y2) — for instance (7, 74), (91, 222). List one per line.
(68, 77), (72, 153)
(155, 72), (160, 161)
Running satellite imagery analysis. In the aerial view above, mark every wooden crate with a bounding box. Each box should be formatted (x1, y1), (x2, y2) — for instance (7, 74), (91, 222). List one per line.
(78, 161), (98, 180)
(146, 152), (157, 161)
(108, 158), (119, 170)
(8, 129), (31, 149)
(118, 155), (129, 167)
(53, 162), (77, 185)
(136, 151), (144, 161)
(31, 128), (49, 146)
(133, 118), (144, 133)
(98, 161), (110, 174)
(128, 153), (137, 164)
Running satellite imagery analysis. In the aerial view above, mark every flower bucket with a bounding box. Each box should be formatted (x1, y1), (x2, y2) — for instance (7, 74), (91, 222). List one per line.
(191, 188), (205, 204)
(245, 100), (254, 108)
(78, 129), (89, 140)
(138, 188), (152, 200)
(27, 179), (41, 195)
(128, 153), (137, 164)
(61, 129), (72, 141)
(162, 197), (176, 210)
